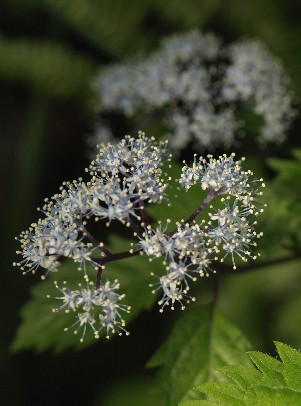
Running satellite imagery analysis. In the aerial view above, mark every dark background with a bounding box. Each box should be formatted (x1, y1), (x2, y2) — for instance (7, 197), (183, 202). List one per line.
(1, 1), (301, 405)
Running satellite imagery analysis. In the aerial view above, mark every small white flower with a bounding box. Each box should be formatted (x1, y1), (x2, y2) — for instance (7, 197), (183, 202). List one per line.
(54, 278), (130, 341)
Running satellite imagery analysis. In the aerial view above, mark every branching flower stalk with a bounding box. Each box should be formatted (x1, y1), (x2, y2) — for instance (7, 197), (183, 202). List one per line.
(14, 132), (265, 341)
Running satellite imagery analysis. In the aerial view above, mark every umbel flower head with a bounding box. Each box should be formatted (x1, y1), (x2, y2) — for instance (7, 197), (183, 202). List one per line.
(51, 278), (130, 341)
(91, 30), (296, 154)
(15, 133), (265, 341)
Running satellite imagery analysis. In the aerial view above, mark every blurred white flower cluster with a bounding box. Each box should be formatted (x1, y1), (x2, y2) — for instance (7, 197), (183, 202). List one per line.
(92, 31), (295, 153)
(222, 41), (294, 143)
(15, 133), (264, 340)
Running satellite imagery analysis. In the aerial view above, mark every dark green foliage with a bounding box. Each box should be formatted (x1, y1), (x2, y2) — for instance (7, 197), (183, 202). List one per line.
(43, 0), (155, 56)
(220, 259), (301, 349)
(147, 304), (251, 405)
(260, 150), (301, 256)
(0, 36), (96, 99)
(4, 1), (301, 405)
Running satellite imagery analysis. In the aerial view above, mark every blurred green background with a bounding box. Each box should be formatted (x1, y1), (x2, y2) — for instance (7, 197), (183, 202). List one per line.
(2, 0), (301, 405)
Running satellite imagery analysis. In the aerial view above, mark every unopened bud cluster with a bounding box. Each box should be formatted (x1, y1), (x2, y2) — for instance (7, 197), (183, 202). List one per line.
(15, 133), (264, 341)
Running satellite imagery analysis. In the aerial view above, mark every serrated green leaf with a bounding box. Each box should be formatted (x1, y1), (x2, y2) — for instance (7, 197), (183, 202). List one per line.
(245, 386), (301, 406)
(12, 235), (160, 353)
(247, 351), (285, 388)
(219, 366), (261, 390)
(147, 304), (251, 406)
(274, 342), (301, 392)
(275, 341), (301, 367)
(247, 351), (283, 376)
(282, 364), (301, 392)
(185, 341), (301, 405)
(196, 382), (245, 405)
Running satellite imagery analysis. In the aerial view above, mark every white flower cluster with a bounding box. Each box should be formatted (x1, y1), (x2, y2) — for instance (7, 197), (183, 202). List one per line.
(207, 199), (262, 269)
(15, 132), (169, 340)
(179, 153), (262, 202)
(93, 31), (295, 152)
(52, 279), (130, 341)
(15, 134), (264, 339)
(138, 153), (264, 311)
(143, 222), (212, 311)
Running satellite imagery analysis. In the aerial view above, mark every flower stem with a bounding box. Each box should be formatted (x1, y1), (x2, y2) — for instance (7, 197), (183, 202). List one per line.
(128, 216), (143, 236)
(96, 266), (103, 289)
(76, 219), (112, 255)
(169, 190), (217, 236)
(91, 190), (220, 280)
(138, 198), (149, 226)
(93, 249), (142, 267)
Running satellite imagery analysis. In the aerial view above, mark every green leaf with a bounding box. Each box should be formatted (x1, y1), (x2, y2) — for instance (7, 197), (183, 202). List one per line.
(291, 149), (301, 162)
(183, 341), (301, 405)
(247, 351), (285, 387)
(268, 150), (301, 200)
(247, 351), (283, 376)
(147, 303), (251, 406)
(274, 293), (301, 351)
(180, 401), (214, 406)
(0, 36), (96, 100)
(275, 341), (301, 367)
(257, 151), (301, 257)
(12, 235), (160, 353)
(43, 0), (222, 57)
(220, 366), (262, 390)
(196, 382), (245, 405)
(245, 386), (301, 405)
(43, 0), (155, 56)
(275, 342), (301, 392)
(220, 258), (301, 349)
